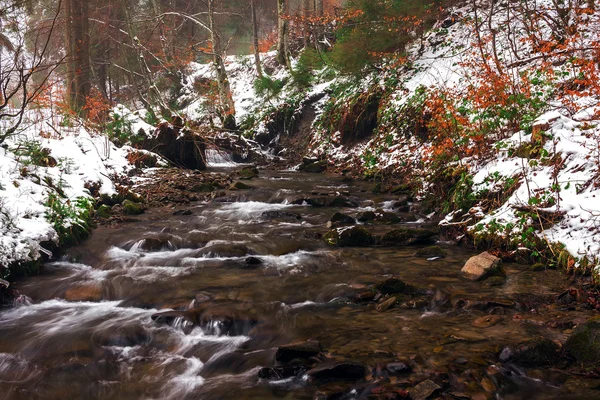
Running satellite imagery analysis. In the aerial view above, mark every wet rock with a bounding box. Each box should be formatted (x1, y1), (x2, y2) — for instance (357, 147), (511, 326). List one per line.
(91, 324), (150, 347)
(328, 212), (356, 228)
(409, 379), (441, 400)
(354, 291), (376, 302)
(306, 360), (366, 382)
(323, 226), (374, 247)
(238, 166), (259, 180)
(122, 200), (145, 215)
(386, 362), (413, 375)
(230, 181), (253, 190)
(198, 243), (254, 257)
(376, 296), (397, 312)
(151, 310), (193, 325)
(380, 227), (437, 246)
(244, 256), (263, 269)
(99, 193), (125, 206)
(261, 210), (302, 220)
(199, 305), (259, 336)
(357, 208), (401, 224)
(191, 182), (216, 192)
(472, 315), (503, 328)
(530, 263), (547, 272)
(304, 160), (328, 173)
(374, 277), (422, 296)
(95, 204), (112, 219)
(485, 276), (507, 286)
(64, 285), (102, 302)
(415, 246), (446, 258)
(172, 209), (193, 216)
(275, 341), (323, 364)
(258, 365), (307, 380)
(292, 196), (359, 208)
(133, 236), (175, 252)
(193, 292), (213, 307)
(564, 316), (600, 368)
(460, 252), (505, 281)
(499, 337), (561, 367)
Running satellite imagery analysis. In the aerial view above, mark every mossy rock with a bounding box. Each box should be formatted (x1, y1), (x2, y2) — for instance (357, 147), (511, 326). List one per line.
(499, 337), (561, 367)
(390, 184), (411, 194)
(380, 227), (437, 246)
(100, 193), (125, 206)
(530, 263), (546, 272)
(415, 246), (446, 258)
(192, 183), (216, 192)
(122, 200), (145, 215)
(95, 204), (112, 219)
(304, 160), (327, 173)
(357, 209), (400, 224)
(374, 277), (422, 296)
(323, 226), (374, 247)
(485, 276), (507, 286)
(239, 166), (259, 180)
(230, 181), (253, 190)
(125, 191), (144, 203)
(329, 212), (355, 228)
(564, 317), (600, 368)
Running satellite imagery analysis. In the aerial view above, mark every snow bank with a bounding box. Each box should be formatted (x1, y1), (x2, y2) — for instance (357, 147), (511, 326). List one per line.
(0, 110), (135, 269)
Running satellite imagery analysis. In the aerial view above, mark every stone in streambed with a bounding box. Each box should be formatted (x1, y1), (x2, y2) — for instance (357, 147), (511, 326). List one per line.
(230, 181), (253, 190)
(328, 212), (355, 228)
(172, 209), (193, 216)
(386, 361), (413, 375)
(409, 379), (441, 400)
(376, 296), (397, 312)
(95, 204), (112, 219)
(261, 210), (302, 220)
(357, 208), (401, 224)
(323, 226), (374, 247)
(564, 316), (600, 368)
(275, 341), (323, 364)
(64, 285), (102, 302)
(380, 227), (437, 246)
(499, 337), (561, 367)
(415, 246), (446, 258)
(306, 360), (366, 382)
(460, 251), (505, 281)
(374, 277), (422, 296)
(238, 166), (259, 180)
(122, 200), (145, 215)
(304, 160), (328, 173)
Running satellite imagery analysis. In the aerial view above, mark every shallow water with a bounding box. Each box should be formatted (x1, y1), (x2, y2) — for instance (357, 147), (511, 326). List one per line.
(0, 170), (597, 399)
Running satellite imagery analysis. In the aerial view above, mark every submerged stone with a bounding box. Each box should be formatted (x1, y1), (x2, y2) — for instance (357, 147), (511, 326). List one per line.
(409, 379), (441, 400)
(275, 341), (323, 365)
(499, 337), (561, 367)
(306, 360), (366, 382)
(564, 316), (600, 368)
(374, 277), (421, 296)
(415, 245), (446, 258)
(380, 227), (437, 246)
(238, 166), (259, 180)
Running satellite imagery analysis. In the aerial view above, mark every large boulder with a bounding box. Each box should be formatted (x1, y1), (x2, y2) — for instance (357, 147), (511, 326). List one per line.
(460, 252), (505, 281)
(564, 316), (600, 368)
(323, 226), (374, 247)
(328, 212), (356, 228)
(357, 209), (401, 224)
(143, 121), (206, 170)
(306, 360), (366, 382)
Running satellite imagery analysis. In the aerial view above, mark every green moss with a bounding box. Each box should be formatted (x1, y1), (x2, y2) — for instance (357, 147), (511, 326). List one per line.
(324, 226), (374, 247)
(230, 181), (253, 190)
(564, 317), (600, 368)
(530, 263), (547, 272)
(381, 228), (437, 246)
(122, 200), (145, 215)
(95, 205), (112, 219)
(415, 246), (446, 258)
(239, 166), (259, 180)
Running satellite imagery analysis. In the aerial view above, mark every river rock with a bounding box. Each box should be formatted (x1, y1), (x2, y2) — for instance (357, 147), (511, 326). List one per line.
(328, 212), (356, 228)
(258, 365), (308, 380)
(472, 315), (503, 328)
(409, 379), (441, 400)
(230, 181), (253, 190)
(122, 200), (145, 215)
(499, 337), (561, 367)
(292, 196), (360, 208)
(564, 316), (600, 368)
(304, 160), (328, 173)
(306, 360), (366, 382)
(275, 341), (323, 364)
(261, 210), (302, 220)
(357, 208), (401, 224)
(460, 252), (505, 281)
(374, 277), (421, 296)
(95, 204), (112, 219)
(172, 209), (193, 216)
(380, 227), (437, 246)
(376, 296), (397, 312)
(238, 166), (259, 180)
(64, 285), (102, 302)
(415, 246), (446, 258)
(323, 226), (374, 247)
(386, 361), (413, 374)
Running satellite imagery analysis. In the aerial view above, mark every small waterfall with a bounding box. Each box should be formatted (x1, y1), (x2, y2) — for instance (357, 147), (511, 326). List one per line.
(205, 149), (237, 167)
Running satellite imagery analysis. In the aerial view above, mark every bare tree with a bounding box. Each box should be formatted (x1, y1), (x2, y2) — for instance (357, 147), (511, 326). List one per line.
(276, 0), (291, 68)
(251, 0), (263, 78)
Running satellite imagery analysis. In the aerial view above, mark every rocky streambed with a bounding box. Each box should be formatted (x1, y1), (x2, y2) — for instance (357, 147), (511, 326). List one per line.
(1, 168), (600, 399)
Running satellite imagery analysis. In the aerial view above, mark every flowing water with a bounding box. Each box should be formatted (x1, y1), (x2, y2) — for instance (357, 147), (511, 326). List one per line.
(0, 169), (598, 399)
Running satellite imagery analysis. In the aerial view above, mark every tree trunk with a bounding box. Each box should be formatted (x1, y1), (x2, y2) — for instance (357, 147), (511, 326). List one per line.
(208, 0), (236, 130)
(72, 0), (91, 111)
(276, 0), (290, 68)
(303, 0), (311, 48)
(251, 0), (263, 78)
